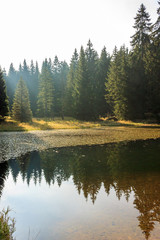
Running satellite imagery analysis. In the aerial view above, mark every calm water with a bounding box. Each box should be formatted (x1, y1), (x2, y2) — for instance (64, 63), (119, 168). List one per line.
(0, 139), (160, 240)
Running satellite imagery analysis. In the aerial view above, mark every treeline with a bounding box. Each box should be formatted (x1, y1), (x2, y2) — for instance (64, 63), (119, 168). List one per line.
(0, 2), (160, 122)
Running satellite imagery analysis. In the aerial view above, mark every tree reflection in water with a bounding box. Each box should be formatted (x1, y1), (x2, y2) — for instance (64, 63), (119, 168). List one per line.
(0, 139), (160, 240)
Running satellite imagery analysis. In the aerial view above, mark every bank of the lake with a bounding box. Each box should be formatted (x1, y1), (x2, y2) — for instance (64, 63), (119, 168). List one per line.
(1, 125), (160, 162)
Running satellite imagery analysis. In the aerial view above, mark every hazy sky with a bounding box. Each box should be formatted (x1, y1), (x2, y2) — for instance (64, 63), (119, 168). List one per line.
(0, 0), (158, 71)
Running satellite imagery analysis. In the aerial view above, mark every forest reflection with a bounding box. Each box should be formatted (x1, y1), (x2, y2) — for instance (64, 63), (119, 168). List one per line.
(0, 139), (160, 240)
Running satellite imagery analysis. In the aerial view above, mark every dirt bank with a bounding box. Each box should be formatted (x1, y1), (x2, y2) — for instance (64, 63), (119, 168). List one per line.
(1, 126), (160, 162)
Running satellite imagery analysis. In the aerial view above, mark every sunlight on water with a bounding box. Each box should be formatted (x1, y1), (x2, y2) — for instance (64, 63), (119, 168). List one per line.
(0, 139), (160, 240)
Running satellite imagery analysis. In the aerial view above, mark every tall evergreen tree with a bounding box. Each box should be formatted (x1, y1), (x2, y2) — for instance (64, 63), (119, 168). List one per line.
(130, 4), (152, 119)
(12, 77), (32, 122)
(37, 59), (54, 118)
(29, 60), (39, 115)
(144, 1), (160, 119)
(52, 56), (61, 116)
(65, 49), (79, 117)
(58, 61), (69, 119)
(85, 40), (99, 119)
(97, 46), (111, 117)
(105, 46), (129, 120)
(131, 3), (152, 55)
(6, 63), (18, 110)
(75, 46), (90, 120)
(0, 67), (9, 120)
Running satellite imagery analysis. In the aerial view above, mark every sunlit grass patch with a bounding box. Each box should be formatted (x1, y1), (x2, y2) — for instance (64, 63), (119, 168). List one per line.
(0, 117), (101, 131)
(0, 116), (160, 132)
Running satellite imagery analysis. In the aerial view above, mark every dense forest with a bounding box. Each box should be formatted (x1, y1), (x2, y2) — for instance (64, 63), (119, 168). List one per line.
(0, 2), (160, 122)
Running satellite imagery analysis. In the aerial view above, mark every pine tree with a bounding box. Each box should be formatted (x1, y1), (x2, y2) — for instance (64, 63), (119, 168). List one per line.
(6, 63), (18, 110)
(12, 77), (32, 122)
(97, 46), (111, 117)
(131, 3), (152, 55)
(105, 46), (129, 120)
(52, 56), (61, 116)
(65, 49), (79, 117)
(0, 67), (9, 120)
(144, 1), (160, 119)
(75, 46), (90, 120)
(58, 61), (69, 119)
(130, 4), (152, 119)
(29, 60), (39, 115)
(37, 59), (54, 118)
(85, 40), (99, 119)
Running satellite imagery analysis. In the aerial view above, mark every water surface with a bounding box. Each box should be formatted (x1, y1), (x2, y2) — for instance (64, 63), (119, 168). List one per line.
(0, 139), (160, 240)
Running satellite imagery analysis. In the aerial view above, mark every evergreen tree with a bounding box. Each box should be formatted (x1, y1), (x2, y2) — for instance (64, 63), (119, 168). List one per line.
(65, 49), (79, 117)
(52, 56), (61, 116)
(75, 46), (90, 120)
(144, 1), (160, 119)
(97, 46), (111, 117)
(37, 59), (54, 118)
(0, 67), (9, 120)
(12, 77), (32, 122)
(29, 60), (39, 115)
(6, 63), (18, 110)
(130, 4), (152, 119)
(131, 3), (152, 55)
(105, 46), (129, 120)
(58, 61), (69, 119)
(85, 40), (99, 119)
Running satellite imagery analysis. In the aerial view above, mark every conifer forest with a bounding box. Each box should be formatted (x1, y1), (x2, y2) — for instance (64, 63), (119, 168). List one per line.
(0, 3), (160, 122)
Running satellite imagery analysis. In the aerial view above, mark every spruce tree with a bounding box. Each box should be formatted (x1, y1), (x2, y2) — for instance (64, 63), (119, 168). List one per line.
(97, 47), (111, 117)
(29, 60), (39, 115)
(130, 4), (152, 119)
(85, 40), (99, 119)
(144, 1), (160, 119)
(0, 67), (9, 120)
(65, 49), (79, 117)
(131, 3), (152, 55)
(75, 46), (90, 120)
(12, 77), (32, 122)
(52, 56), (61, 116)
(37, 59), (54, 118)
(6, 63), (18, 110)
(58, 61), (69, 119)
(105, 46), (129, 120)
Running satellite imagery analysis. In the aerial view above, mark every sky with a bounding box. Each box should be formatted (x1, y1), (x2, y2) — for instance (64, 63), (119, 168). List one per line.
(0, 0), (158, 72)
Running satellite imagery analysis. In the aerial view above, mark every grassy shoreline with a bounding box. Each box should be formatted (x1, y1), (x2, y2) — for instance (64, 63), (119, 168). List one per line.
(0, 117), (160, 132)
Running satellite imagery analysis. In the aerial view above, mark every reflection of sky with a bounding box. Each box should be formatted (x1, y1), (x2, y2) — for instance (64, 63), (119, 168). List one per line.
(0, 170), (145, 240)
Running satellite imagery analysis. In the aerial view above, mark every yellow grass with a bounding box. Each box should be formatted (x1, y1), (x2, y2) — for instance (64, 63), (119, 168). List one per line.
(0, 117), (100, 131)
(0, 116), (160, 132)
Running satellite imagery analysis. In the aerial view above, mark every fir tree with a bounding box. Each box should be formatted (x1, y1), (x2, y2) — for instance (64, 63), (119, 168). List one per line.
(29, 60), (39, 115)
(85, 40), (99, 119)
(105, 46), (129, 120)
(97, 46), (111, 117)
(6, 63), (18, 110)
(12, 77), (32, 122)
(65, 49), (79, 116)
(130, 4), (152, 119)
(75, 46), (90, 120)
(131, 3), (152, 55)
(37, 59), (54, 118)
(0, 67), (9, 120)
(144, 1), (160, 119)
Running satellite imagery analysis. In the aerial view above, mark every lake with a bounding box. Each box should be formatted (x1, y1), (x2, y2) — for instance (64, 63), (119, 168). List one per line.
(0, 138), (160, 240)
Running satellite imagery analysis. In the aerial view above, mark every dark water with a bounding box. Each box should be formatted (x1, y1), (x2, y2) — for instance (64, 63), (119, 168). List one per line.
(0, 139), (160, 240)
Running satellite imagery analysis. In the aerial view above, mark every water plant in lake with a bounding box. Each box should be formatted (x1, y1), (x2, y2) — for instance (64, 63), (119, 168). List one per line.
(0, 208), (16, 240)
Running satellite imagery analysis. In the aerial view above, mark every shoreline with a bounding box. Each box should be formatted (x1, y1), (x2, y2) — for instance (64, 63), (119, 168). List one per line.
(1, 127), (160, 162)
